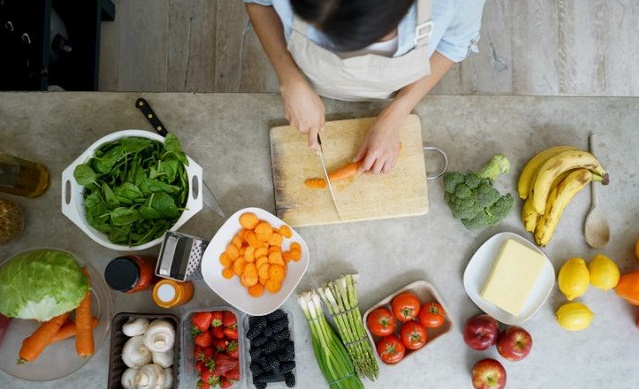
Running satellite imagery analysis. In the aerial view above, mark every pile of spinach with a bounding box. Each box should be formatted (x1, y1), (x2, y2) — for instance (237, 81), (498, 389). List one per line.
(73, 134), (189, 246)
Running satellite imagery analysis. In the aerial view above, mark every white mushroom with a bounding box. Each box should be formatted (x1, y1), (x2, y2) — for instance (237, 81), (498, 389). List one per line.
(121, 367), (139, 389)
(135, 363), (165, 389)
(122, 335), (152, 369)
(123, 317), (150, 337)
(143, 320), (175, 353)
(162, 368), (173, 389)
(152, 350), (174, 368)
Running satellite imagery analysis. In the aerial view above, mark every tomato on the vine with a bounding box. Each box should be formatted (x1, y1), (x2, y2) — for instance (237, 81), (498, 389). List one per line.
(418, 302), (446, 328)
(391, 292), (421, 322)
(366, 308), (396, 337)
(399, 321), (428, 350)
(377, 334), (405, 364)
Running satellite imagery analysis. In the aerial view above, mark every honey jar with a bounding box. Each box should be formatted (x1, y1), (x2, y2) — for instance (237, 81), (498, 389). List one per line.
(152, 279), (194, 308)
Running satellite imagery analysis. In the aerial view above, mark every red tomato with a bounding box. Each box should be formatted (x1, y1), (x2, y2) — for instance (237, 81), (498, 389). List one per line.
(377, 334), (405, 364)
(366, 308), (396, 337)
(391, 292), (421, 322)
(400, 321), (428, 350)
(418, 302), (446, 328)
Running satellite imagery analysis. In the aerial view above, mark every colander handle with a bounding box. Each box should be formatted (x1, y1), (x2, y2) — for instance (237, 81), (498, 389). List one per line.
(60, 165), (84, 227)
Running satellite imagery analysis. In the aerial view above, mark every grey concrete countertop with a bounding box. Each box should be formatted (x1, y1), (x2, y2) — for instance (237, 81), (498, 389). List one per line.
(1, 93), (638, 388)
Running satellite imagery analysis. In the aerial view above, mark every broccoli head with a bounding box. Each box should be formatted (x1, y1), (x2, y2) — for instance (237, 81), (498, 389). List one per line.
(442, 154), (514, 230)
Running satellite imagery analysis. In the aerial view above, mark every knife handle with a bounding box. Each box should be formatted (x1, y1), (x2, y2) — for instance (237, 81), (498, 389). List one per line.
(136, 98), (168, 137)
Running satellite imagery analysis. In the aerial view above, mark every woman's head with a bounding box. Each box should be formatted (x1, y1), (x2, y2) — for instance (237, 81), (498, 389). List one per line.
(291, 0), (414, 51)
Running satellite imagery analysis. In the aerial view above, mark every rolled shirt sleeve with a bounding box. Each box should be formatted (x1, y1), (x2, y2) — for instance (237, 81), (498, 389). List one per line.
(435, 0), (486, 62)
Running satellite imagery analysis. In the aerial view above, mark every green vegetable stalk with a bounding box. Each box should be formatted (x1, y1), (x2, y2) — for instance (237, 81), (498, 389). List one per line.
(443, 154), (515, 230)
(317, 274), (379, 381)
(297, 291), (364, 389)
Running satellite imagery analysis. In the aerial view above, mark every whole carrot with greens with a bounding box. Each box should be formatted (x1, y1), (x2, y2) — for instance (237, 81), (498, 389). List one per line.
(19, 312), (69, 363)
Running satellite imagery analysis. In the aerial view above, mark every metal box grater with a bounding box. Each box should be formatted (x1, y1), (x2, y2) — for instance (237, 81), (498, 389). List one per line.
(156, 230), (209, 281)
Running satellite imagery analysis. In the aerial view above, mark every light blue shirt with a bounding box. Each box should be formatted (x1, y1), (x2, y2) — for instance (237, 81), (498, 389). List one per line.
(243, 0), (485, 62)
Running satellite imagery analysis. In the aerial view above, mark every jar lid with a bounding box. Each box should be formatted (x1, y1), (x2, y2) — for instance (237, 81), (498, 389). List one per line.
(104, 257), (140, 292)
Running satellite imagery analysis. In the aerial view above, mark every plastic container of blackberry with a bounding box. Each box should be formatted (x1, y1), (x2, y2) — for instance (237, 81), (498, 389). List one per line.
(243, 308), (297, 388)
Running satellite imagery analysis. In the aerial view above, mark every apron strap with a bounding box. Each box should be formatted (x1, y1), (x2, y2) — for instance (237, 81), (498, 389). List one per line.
(415, 0), (433, 48)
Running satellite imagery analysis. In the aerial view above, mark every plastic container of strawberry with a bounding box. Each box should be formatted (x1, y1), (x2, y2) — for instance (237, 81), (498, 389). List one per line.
(181, 306), (246, 389)
(243, 308), (297, 388)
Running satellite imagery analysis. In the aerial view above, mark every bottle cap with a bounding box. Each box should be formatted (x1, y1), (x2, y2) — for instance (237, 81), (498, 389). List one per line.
(104, 257), (140, 292)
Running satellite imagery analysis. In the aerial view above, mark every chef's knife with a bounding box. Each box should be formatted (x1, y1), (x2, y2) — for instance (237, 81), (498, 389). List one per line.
(135, 98), (225, 218)
(316, 134), (342, 219)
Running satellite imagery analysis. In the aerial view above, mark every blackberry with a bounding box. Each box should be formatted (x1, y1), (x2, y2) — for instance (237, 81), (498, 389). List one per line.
(253, 316), (268, 330)
(266, 309), (286, 322)
(249, 346), (262, 360)
(246, 325), (262, 340)
(273, 328), (290, 342)
(278, 341), (295, 362)
(254, 372), (277, 383)
(264, 356), (280, 372)
(263, 339), (279, 355)
(279, 361), (296, 374)
(249, 361), (264, 377)
(270, 318), (288, 334)
(284, 372), (296, 388)
(262, 325), (274, 338)
(252, 335), (268, 347)
(254, 382), (267, 389)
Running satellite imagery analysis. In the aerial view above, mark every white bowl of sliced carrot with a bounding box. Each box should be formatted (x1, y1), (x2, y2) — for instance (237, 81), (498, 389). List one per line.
(0, 249), (113, 381)
(200, 207), (310, 315)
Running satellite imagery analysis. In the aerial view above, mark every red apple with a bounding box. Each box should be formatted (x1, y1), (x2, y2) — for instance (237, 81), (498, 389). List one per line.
(471, 358), (507, 389)
(463, 314), (499, 351)
(497, 326), (533, 362)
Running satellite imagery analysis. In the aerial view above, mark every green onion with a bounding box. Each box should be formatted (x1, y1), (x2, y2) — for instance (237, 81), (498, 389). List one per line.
(297, 290), (364, 389)
(318, 274), (379, 381)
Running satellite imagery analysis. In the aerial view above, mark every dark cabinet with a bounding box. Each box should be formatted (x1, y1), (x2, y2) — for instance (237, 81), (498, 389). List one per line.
(0, 0), (115, 91)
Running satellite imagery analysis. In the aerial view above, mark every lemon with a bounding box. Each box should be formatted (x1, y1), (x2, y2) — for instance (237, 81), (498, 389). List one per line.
(557, 257), (590, 301)
(556, 302), (594, 331)
(588, 254), (620, 291)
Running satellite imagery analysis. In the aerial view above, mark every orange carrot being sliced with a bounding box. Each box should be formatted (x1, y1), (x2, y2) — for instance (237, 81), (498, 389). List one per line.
(75, 269), (94, 358)
(19, 312), (69, 363)
(50, 318), (99, 344)
(304, 161), (364, 189)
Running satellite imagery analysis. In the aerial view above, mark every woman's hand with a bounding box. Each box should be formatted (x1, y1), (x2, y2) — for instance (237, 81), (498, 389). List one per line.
(281, 78), (325, 153)
(353, 108), (406, 174)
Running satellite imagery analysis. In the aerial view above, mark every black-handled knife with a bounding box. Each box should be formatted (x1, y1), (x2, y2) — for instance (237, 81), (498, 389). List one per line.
(136, 98), (168, 137)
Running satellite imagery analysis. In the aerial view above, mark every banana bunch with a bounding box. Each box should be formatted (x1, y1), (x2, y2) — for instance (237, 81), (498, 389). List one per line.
(518, 146), (610, 246)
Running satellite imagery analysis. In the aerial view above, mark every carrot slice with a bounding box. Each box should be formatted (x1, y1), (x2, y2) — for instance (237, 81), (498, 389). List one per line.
(259, 275), (269, 286)
(222, 267), (235, 279)
(255, 222), (273, 241)
(241, 263), (258, 287)
(245, 231), (261, 248)
(269, 265), (286, 282)
(255, 256), (269, 270)
(267, 245), (281, 255)
(233, 257), (246, 276)
(268, 252), (285, 266)
(219, 252), (233, 267)
(265, 279), (282, 293)
(19, 312), (69, 363)
(290, 249), (302, 262)
(267, 232), (283, 247)
(279, 225), (293, 239)
(304, 178), (327, 189)
(248, 283), (265, 297)
(226, 244), (240, 260)
(282, 251), (292, 263)
(255, 247), (268, 259)
(258, 263), (270, 279)
(240, 212), (259, 229)
(290, 242), (302, 252)
(231, 235), (243, 249)
(244, 246), (256, 263)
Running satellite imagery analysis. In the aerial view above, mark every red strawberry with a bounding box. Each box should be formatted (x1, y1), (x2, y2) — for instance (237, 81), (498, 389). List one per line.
(192, 311), (214, 333)
(213, 353), (238, 376)
(199, 369), (219, 387)
(220, 377), (234, 388)
(212, 325), (225, 339)
(212, 338), (229, 353)
(211, 311), (224, 327)
(194, 331), (213, 348)
(224, 365), (240, 381)
(197, 379), (210, 389)
(196, 361), (207, 373)
(223, 326), (238, 340)
(226, 340), (239, 359)
(222, 311), (237, 328)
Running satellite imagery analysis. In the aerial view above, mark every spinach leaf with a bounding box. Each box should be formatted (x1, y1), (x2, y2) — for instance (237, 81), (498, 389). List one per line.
(73, 164), (98, 187)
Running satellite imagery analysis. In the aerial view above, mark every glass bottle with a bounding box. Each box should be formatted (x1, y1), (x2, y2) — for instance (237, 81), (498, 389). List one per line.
(104, 255), (159, 294)
(152, 279), (194, 308)
(0, 152), (50, 198)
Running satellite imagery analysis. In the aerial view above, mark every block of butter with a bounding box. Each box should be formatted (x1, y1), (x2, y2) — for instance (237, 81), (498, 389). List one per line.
(480, 239), (546, 317)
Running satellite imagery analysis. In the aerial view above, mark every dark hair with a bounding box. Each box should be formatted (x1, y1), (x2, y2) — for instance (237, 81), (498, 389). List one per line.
(290, 0), (414, 51)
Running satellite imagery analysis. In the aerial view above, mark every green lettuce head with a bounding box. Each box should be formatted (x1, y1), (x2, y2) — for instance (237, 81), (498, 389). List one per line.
(0, 249), (90, 321)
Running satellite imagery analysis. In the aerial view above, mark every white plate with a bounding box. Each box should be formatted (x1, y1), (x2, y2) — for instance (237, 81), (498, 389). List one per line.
(463, 232), (555, 325)
(201, 207), (309, 315)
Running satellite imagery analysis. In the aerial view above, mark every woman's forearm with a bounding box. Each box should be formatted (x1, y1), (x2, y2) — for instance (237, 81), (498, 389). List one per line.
(245, 4), (306, 89)
(385, 51), (455, 117)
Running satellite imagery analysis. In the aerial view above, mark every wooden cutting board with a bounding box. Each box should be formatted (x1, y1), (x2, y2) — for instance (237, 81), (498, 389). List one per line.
(270, 114), (429, 227)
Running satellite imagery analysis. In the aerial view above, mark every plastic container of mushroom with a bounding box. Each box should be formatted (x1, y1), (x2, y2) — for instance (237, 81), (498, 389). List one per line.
(108, 312), (181, 389)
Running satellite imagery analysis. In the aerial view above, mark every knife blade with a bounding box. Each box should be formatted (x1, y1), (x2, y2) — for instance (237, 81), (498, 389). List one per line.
(317, 134), (342, 219)
(135, 98), (225, 218)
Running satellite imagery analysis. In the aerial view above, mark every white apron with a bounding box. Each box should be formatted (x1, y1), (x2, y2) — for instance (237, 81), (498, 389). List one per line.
(286, 0), (433, 101)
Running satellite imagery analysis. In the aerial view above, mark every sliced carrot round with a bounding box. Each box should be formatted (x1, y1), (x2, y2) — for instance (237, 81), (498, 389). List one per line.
(222, 267), (235, 279)
(279, 225), (293, 239)
(265, 279), (282, 293)
(239, 212), (259, 229)
(269, 264), (286, 282)
(248, 283), (265, 297)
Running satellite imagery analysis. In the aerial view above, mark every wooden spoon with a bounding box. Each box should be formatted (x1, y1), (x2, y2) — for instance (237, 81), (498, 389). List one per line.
(584, 134), (610, 248)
